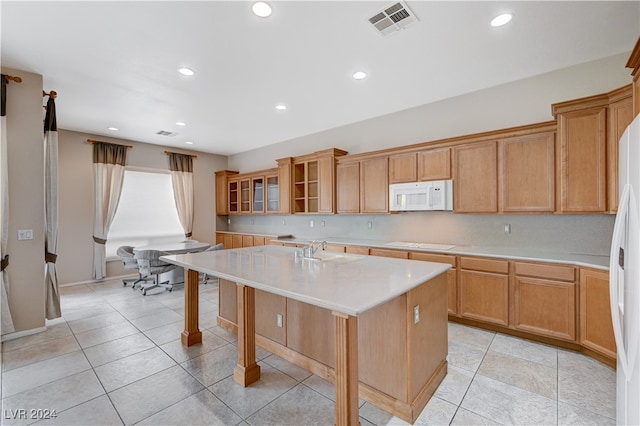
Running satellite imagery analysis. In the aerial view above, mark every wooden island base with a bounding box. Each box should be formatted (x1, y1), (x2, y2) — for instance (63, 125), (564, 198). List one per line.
(217, 272), (448, 424)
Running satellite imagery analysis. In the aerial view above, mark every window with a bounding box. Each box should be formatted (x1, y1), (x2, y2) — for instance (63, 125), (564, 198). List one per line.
(106, 169), (184, 258)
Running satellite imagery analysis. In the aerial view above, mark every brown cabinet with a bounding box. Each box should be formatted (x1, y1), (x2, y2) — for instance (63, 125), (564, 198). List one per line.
(459, 256), (509, 326)
(369, 248), (409, 259)
(215, 170), (238, 215)
(337, 156), (388, 214)
(499, 132), (555, 212)
(453, 141), (498, 213)
(555, 106), (607, 212)
(336, 162), (360, 213)
(580, 268), (616, 359)
(291, 149), (346, 214)
(418, 148), (451, 181)
(513, 262), (576, 341)
(389, 152), (417, 183)
(608, 90), (634, 212)
(410, 252), (457, 316)
(627, 37), (640, 118)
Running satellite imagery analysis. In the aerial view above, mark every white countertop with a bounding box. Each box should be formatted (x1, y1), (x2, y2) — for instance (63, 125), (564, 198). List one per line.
(275, 237), (610, 271)
(161, 245), (451, 316)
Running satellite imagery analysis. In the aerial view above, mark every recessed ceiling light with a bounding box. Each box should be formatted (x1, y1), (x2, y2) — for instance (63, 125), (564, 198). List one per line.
(490, 13), (512, 27)
(176, 121), (186, 126)
(178, 67), (195, 76)
(352, 71), (367, 80)
(275, 104), (287, 111)
(185, 141), (194, 145)
(252, 2), (272, 18)
(107, 126), (119, 131)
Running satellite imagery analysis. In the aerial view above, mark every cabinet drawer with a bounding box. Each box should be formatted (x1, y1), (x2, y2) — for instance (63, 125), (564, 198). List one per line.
(514, 262), (575, 282)
(346, 245), (369, 255)
(460, 257), (508, 274)
(369, 248), (409, 259)
(324, 244), (346, 253)
(410, 252), (456, 267)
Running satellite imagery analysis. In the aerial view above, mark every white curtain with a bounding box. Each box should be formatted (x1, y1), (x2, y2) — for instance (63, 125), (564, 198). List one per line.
(168, 153), (194, 239)
(92, 142), (127, 279)
(1, 75), (15, 334)
(44, 95), (60, 319)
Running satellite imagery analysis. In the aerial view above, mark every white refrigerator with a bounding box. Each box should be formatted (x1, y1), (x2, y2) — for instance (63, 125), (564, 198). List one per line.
(610, 114), (640, 425)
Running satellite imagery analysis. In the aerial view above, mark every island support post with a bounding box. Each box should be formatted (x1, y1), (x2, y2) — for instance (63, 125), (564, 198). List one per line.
(234, 283), (261, 386)
(333, 311), (360, 426)
(181, 268), (202, 346)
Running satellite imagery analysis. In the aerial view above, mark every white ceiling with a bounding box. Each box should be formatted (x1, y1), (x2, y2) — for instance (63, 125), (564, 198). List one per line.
(2, 1), (639, 156)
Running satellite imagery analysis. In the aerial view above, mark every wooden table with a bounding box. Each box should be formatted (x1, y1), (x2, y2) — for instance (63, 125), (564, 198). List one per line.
(162, 246), (450, 425)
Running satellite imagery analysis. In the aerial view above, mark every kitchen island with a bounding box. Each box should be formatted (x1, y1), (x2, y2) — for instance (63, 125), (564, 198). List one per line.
(162, 245), (450, 424)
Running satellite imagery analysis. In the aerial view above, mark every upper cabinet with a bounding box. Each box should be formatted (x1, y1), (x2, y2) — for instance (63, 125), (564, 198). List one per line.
(288, 148), (347, 214)
(388, 148), (451, 184)
(552, 85), (633, 214)
(337, 156), (388, 214)
(453, 141), (498, 213)
(499, 132), (555, 213)
(215, 170), (238, 215)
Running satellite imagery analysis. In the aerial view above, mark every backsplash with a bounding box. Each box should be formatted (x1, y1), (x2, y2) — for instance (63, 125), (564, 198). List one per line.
(219, 212), (615, 256)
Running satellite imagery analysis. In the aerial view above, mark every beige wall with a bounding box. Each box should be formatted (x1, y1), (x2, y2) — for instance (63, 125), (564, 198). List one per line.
(2, 67), (46, 332)
(57, 129), (227, 284)
(228, 52), (632, 172)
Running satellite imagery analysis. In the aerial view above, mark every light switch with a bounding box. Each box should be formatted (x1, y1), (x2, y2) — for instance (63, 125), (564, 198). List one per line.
(17, 229), (33, 240)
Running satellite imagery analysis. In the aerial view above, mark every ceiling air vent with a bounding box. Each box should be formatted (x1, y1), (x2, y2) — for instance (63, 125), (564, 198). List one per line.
(368, 1), (418, 37)
(156, 130), (177, 137)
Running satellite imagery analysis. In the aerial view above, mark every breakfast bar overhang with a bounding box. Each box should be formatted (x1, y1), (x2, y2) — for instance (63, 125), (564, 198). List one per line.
(162, 245), (451, 424)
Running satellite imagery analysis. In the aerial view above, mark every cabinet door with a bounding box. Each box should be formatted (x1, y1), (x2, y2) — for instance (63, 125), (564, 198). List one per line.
(453, 142), (498, 213)
(557, 107), (607, 212)
(228, 180), (239, 214)
(252, 176), (264, 213)
(215, 232), (224, 245)
(239, 178), (251, 213)
(389, 152), (417, 183)
(242, 235), (254, 247)
(418, 148), (451, 181)
(232, 234), (243, 249)
(336, 162), (360, 213)
(265, 175), (279, 213)
(459, 269), (509, 326)
(215, 172), (228, 215)
(580, 269), (616, 359)
(223, 234), (233, 250)
(499, 132), (555, 212)
(253, 236), (266, 246)
(360, 157), (389, 213)
(514, 276), (576, 341)
(608, 96), (633, 212)
(318, 156), (335, 213)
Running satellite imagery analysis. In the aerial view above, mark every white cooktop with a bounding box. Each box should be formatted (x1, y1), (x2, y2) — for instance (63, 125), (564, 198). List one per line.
(384, 241), (456, 250)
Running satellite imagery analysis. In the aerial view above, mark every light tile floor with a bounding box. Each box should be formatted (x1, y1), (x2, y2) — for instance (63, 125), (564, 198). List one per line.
(0, 278), (616, 425)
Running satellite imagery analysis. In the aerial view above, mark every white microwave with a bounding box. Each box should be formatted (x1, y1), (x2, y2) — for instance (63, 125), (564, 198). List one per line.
(389, 180), (453, 211)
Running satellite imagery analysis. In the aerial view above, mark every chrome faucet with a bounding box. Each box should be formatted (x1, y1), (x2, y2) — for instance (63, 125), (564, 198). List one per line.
(303, 240), (327, 259)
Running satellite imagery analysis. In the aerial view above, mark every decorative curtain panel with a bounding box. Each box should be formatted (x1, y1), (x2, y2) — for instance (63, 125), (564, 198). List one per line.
(44, 95), (61, 319)
(0, 75), (15, 334)
(169, 153), (194, 239)
(92, 142), (127, 279)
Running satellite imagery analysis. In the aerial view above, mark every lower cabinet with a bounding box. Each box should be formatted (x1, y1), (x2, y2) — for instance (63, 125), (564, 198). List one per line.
(459, 257), (510, 326)
(580, 268), (616, 359)
(410, 252), (457, 316)
(513, 262), (576, 341)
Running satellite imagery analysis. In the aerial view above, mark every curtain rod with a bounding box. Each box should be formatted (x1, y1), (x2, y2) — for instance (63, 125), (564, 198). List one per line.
(43, 90), (57, 99)
(165, 150), (197, 158)
(4, 75), (22, 84)
(86, 139), (133, 148)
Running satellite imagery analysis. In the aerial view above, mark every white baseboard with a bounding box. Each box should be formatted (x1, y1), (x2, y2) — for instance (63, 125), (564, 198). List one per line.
(1, 325), (47, 342)
(60, 273), (137, 287)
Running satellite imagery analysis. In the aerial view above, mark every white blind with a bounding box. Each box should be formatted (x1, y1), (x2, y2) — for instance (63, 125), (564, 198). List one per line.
(106, 170), (184, 258)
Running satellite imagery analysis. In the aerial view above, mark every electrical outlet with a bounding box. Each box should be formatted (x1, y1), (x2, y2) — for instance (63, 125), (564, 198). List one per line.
(227, 218), (231, 225)
(413, 305), (420, 324)
(276, 313), (283, 328)
(282, 219), (286, 225)
(321, 220), (326, 227)
(504, 224), (511, 234)
(367, 221), (373, 229)
(17, 229), (33, 240)
(309, 220), (314, 228)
